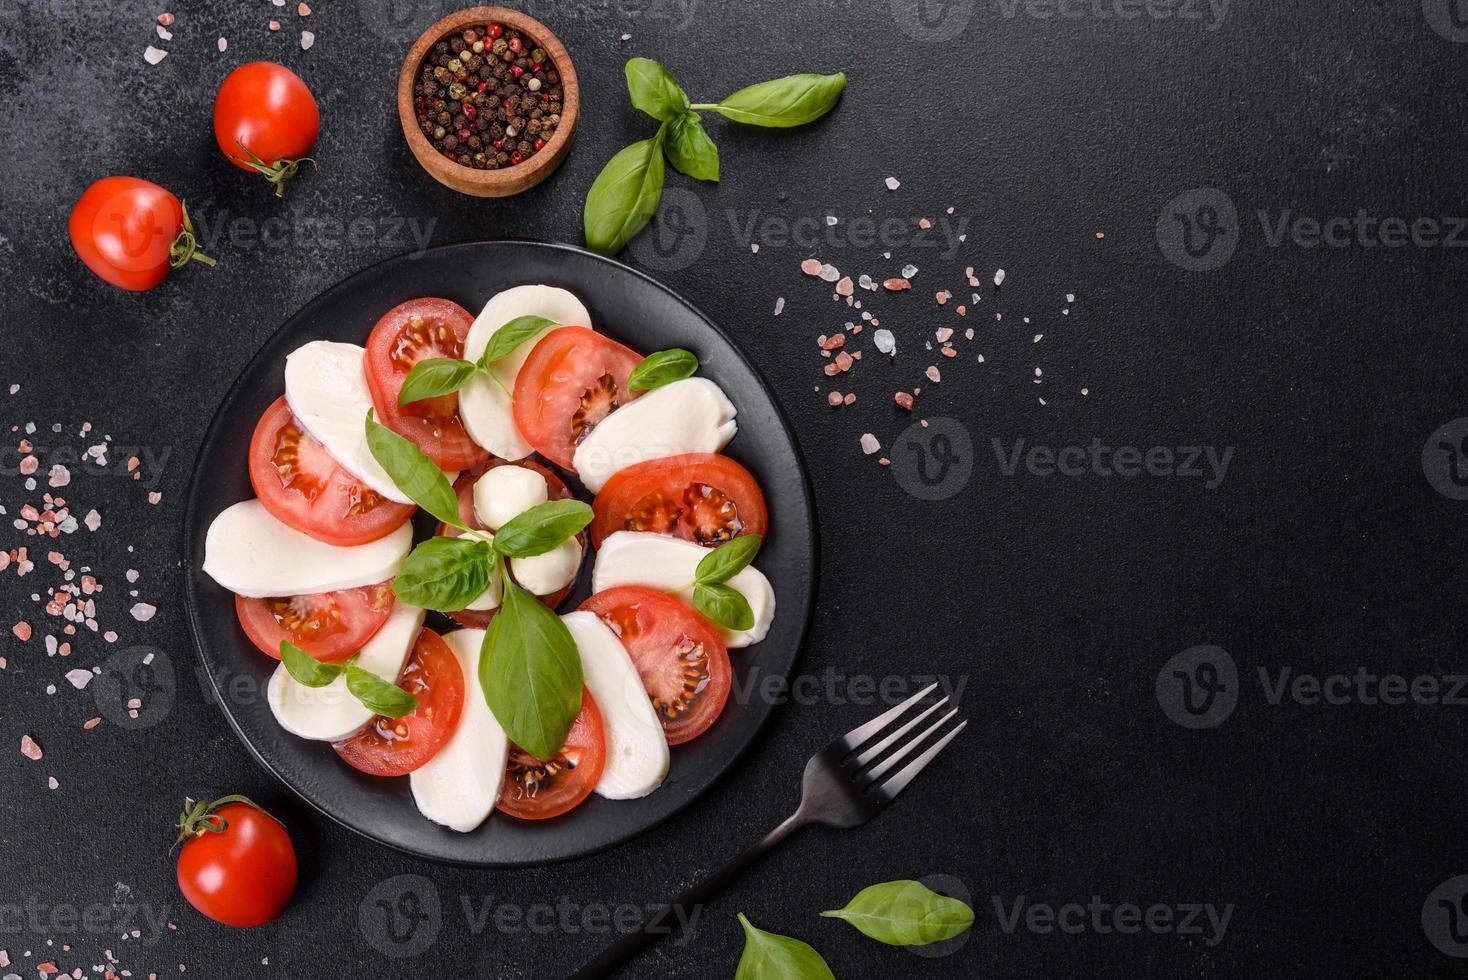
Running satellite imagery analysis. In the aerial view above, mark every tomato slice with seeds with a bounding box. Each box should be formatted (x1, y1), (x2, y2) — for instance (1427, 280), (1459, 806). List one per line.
(590, 453), (770, 549)
(579, 586), (731, 746)
(495, 688), (606, 821)
(333, 628), (465, 777)
(364, 297), (490, 472)
(438, 458), (584, 629)
(247, 396), (415, 546)
(235, 582), (394, 663)
(512, 327), (643, 470)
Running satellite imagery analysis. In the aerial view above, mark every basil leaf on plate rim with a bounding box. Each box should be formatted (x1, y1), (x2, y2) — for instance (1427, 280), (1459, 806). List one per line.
(364, 409), (465, 529)
(627, 348), (699, 392)
(479, 578), (585, 761)
(820, 880), (975, 947)
(734, 914), (835, 980)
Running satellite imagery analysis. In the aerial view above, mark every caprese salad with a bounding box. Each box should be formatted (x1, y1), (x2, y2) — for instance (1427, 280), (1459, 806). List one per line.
(202, 285), (776, 830)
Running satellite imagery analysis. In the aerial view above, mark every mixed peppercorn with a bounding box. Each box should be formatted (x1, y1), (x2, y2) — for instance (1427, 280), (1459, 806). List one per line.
(413, 22), (564, 170)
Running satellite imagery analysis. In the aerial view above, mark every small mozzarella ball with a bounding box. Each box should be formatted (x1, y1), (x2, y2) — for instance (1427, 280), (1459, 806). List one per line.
(473, 465), (549, 531)
(511, 537), (582, 596)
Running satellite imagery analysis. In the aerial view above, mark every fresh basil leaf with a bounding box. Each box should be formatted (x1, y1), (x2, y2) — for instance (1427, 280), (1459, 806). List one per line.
(392, 535), (495, 611)
(665, 112), (719, 182)
(479, 579), (584, 760)
(398, 357), (476, 405)
(627, 348), (699, 392)
(707, 72), (846, 128)
(625, 57), (689, 123)
(693, 582), (754, 631)
(491, 499), (593, 558)
(820, 880), (975, 946)
(734, 914), (834, 980)
(694, 533), (762, 585)
(279, 640), (343, 688)
(364, 410), (465, 529)
(479, 315), (555, 366)
(584, 130), (667, 256)
(345, 664), (419, 719)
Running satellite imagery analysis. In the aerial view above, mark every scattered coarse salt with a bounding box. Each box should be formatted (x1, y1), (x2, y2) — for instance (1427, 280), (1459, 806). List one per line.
(621, 32), (632, 41)
(156, 25), (173, 40)
(20, 735), (42, 760)
(1081, 387), (1090, 396)
(835, 276), (854, 297)
(817, 263), (840, 283)
(826, 391), (843, 407)
(825, 216), (837, 226)
(918, 218), (931, 230)
(130, 603), (157, 622)
(144, 45), (168, 65)
(750, 243), (759, 254)
(12, 621), (31, 641)
(994, 268), (1006, 286)
(925, 366), (942, 383)
(298, 1), (312, 13)
(901, 264), (918, 278)
(301, 30), (315, 50)
(84, 509), (101, 531)
(269, 19), (281, 31)
(895, 391), (914, 411)
(48, 465), (70, 488)
(218, 36), (228, 51)
(126, 569), (139, 582)
(882, 278), (910, 292)
(884, 177), (900, 190)
(873, 329), (896, 355)
(773, 297), (785, 316)
(800, 259), (822, 276)
(7, 384), (17, 394)
(1033, 334), (1043, 344)
(48, 776), (58, 790)
(83, 717), (102, 730)
(859, 433), (880, 455)
(158, 11), (175, 26)
(935, 291), (949, 305)
(148, 491), (162, 505)
(65, 669), (93, 690)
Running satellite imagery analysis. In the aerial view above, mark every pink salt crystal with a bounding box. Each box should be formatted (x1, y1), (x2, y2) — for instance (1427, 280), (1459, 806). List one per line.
(20, 735), (41, 760)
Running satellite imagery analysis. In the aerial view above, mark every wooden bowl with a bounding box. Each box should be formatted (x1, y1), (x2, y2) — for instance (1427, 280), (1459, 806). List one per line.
(397, 7), (579, 197)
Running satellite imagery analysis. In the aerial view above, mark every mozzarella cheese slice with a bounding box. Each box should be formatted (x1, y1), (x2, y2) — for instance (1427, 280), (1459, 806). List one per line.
(591, 531), (775, 648)
(203, 499), (412, 598)
(283, 341), (414, 504)
(562, 611), (668, 799)
(459, 285), (592, 460)
(266, 602), (425, 742)
(471, 464), (582, 596)
(410, 628), (508, 832)
(572, 378), (737, 493)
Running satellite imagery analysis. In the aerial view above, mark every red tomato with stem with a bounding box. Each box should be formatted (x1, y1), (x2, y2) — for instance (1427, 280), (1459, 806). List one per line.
(235, 582), (395, 662)
(513, 327), (643, 470)
(214, 62), (320, 197)
(247, 396), (416, 546)
(496, 689), (607, 820)
(590, 453), (769, 548)
(333, 628), (465, 777)
(68, 177), (215, 291)
(580, 586), (732, 745)
(364, 298), (490, 472)
(175, 795), (297, 928)
(438, 458), (584, 629)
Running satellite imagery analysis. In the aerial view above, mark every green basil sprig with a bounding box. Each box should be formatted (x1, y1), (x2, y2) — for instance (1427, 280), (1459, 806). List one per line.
(734, 914), (834, 980)
(480, 578), (585, 761)
(627, 348), (699, 392)
(396, 315), (555, 405)
(584, 60), (844, 256)
(689, 534), (762, 631)
(279, 641), (419, 719)
(364, 410), (464, 528)
(393, 535), (496, 612)
(820, 880), (975, 946)
(493, 499), (594, 558)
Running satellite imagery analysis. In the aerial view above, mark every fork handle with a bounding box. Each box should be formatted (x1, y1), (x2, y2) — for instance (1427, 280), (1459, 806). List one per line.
(569, 810), (807, 979)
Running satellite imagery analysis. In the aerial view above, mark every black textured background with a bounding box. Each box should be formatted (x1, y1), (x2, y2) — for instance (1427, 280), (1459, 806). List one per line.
(4, 0), (1468, 977)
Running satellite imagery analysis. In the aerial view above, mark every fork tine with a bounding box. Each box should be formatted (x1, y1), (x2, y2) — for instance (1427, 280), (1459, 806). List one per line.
(849, 696), (949, 769)
(872, 718), (968, 801)
(833, 682), (938, 753)
(863, 708), (958, 783)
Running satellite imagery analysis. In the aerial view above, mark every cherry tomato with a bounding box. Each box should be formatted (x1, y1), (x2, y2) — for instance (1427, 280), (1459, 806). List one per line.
(235, 582), (394, 663)
(513, 327), (643, 470)
(438, 459), (583, 629)
(214, 62), (320, 197)
(496, 689), (607, 820)
(591, 453), (770, 549)
(580, 586), (731, 745)
(364, 298), (490, 472)
(334, 628), (465, 777)
(68, 177), (214, 291)
(175, 796), (297, 928)
(247, 396), (416, 546)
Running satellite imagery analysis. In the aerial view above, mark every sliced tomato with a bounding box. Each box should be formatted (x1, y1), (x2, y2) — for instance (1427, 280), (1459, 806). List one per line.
(235, 582), (394, 663)
(364, 297), (490, 471)
(333, 628), (464, 777)
(248, 396), (415, 546)
(590, 453), (770, 548)
(438, 458), (584, 629)
(512, 327), (643, 470)
(579, 586), (731, 746)
(496, 689), (606, 821)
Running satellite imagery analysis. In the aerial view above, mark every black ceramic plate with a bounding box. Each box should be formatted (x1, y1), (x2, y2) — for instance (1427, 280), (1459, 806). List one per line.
(182, 241), (817, 867)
